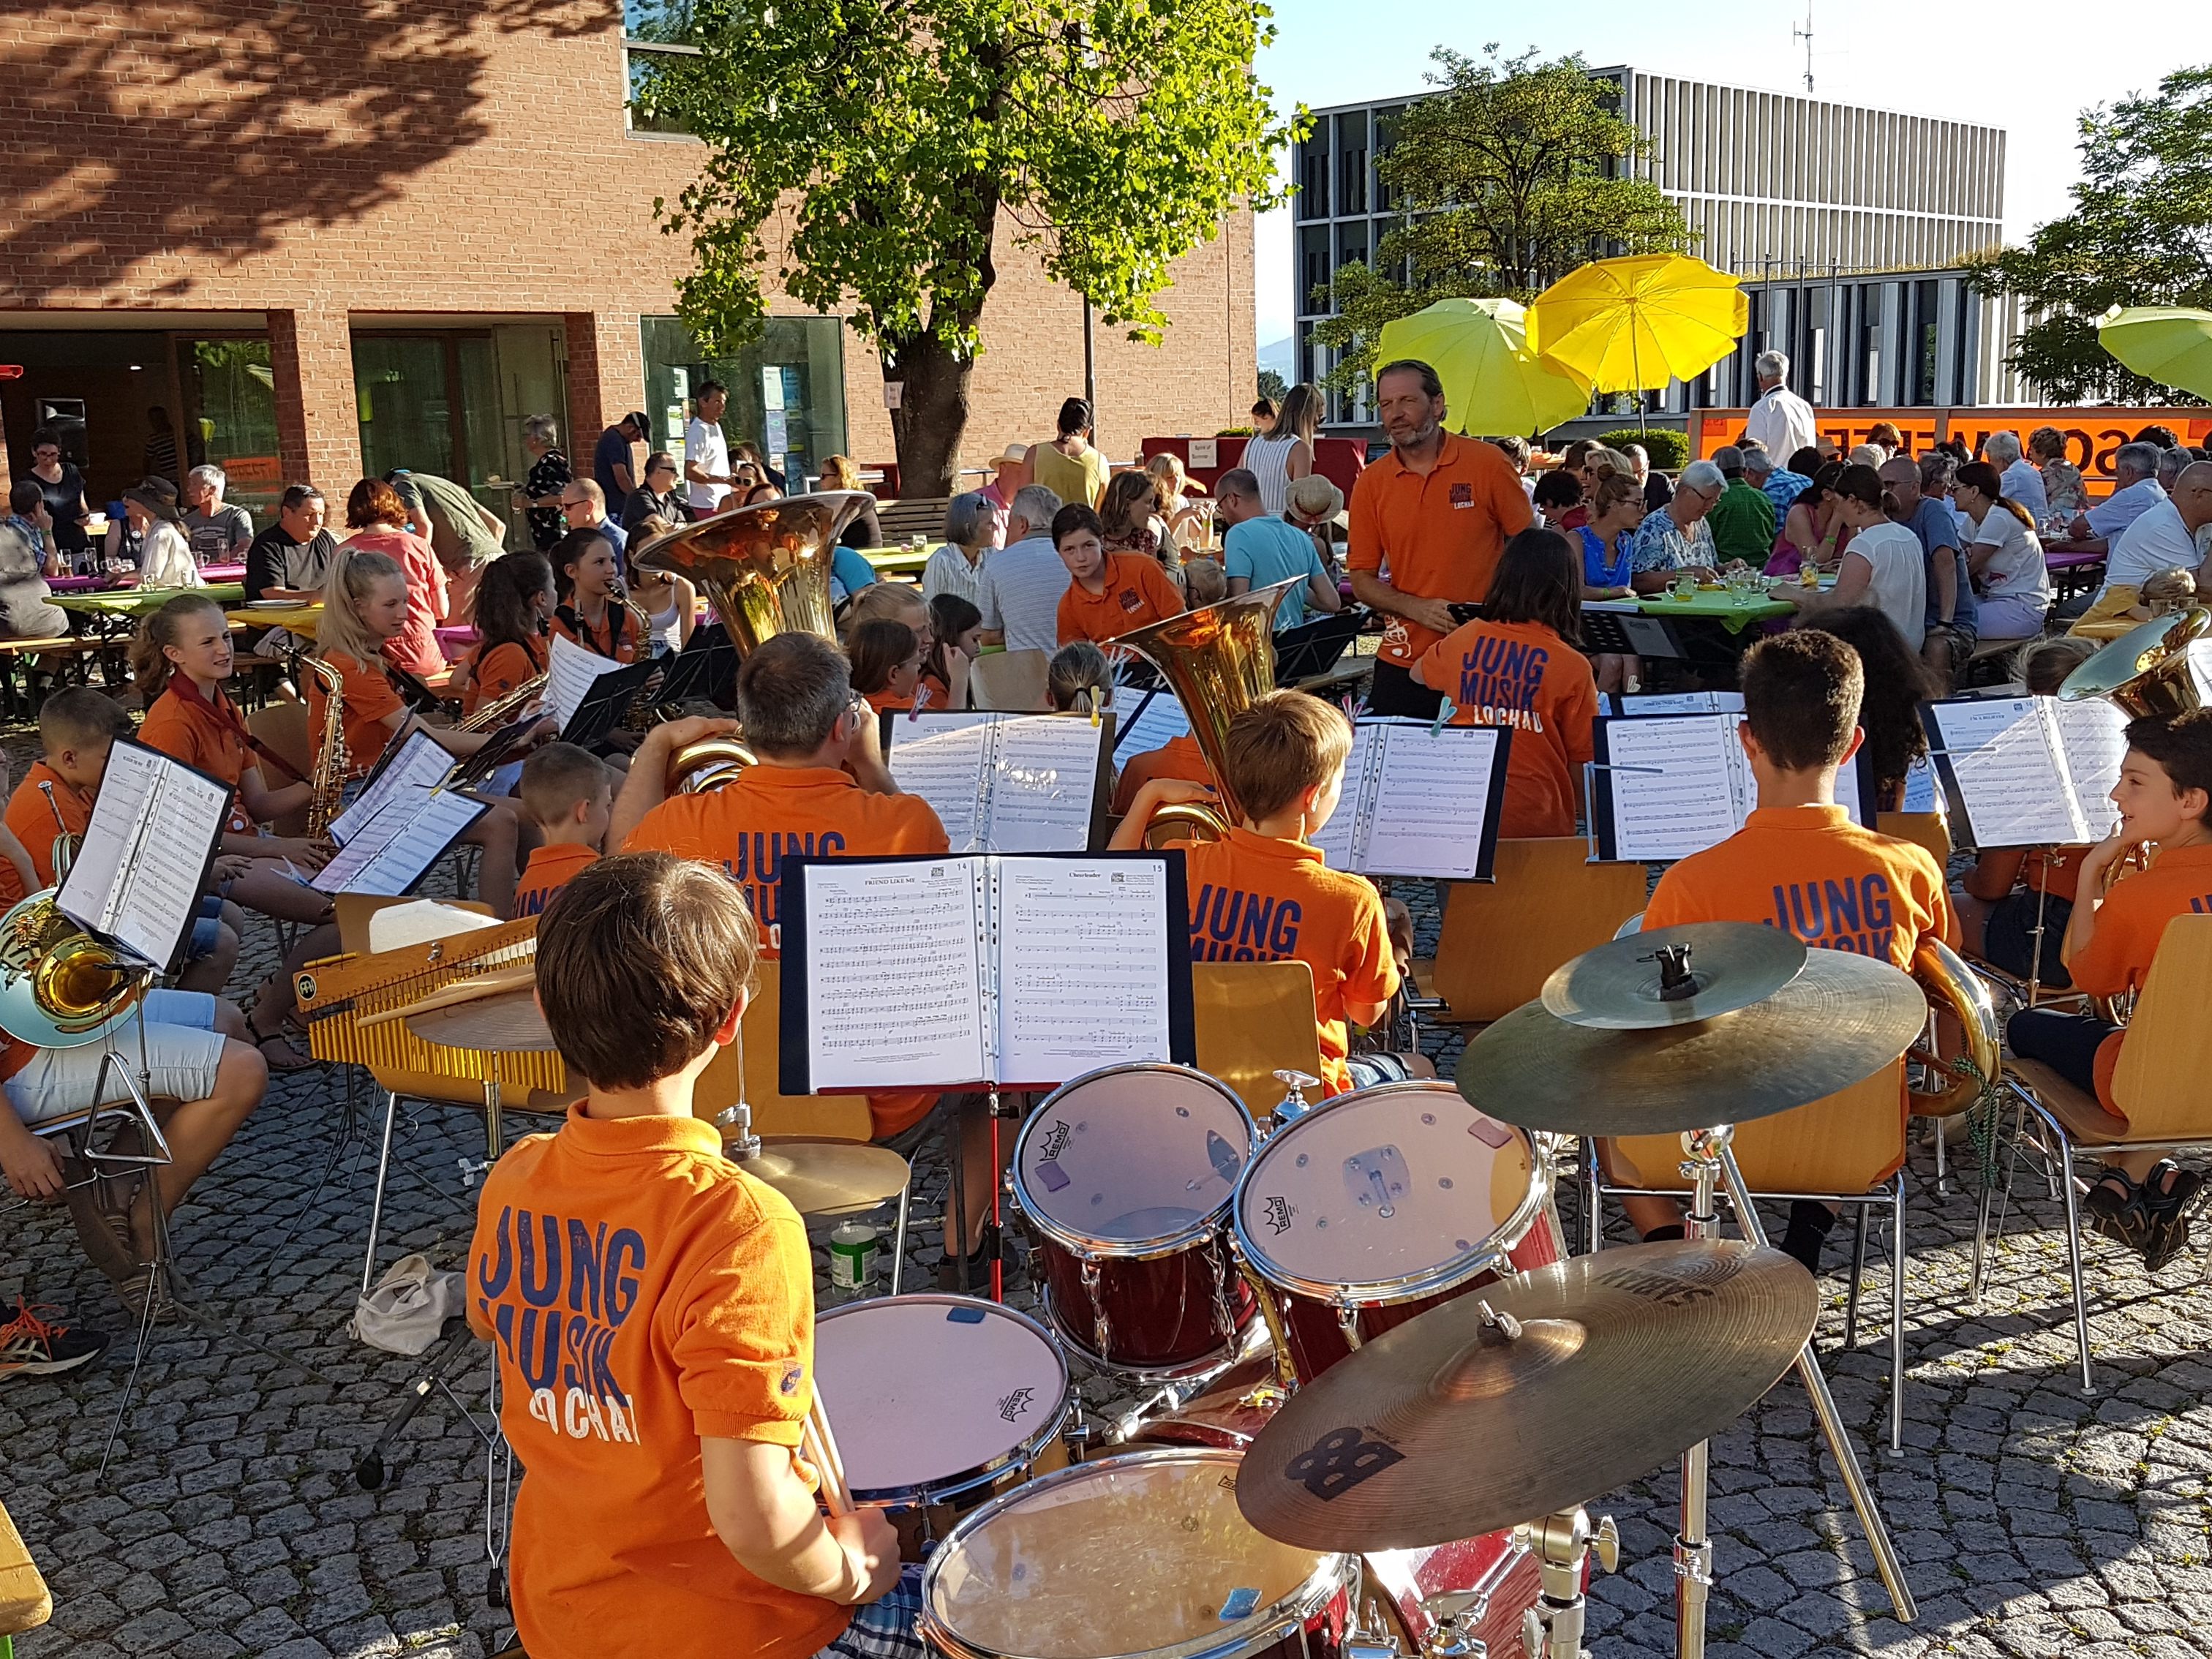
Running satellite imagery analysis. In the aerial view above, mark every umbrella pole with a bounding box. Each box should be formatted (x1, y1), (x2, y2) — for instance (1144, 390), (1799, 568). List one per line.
(1632, 319), (1649, 437)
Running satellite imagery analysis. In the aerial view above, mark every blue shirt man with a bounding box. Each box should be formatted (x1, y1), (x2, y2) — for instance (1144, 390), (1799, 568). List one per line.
(1897, 492), (1976, 637)
(593, 415), (646, 522)
(1224, 517), (1331, 629)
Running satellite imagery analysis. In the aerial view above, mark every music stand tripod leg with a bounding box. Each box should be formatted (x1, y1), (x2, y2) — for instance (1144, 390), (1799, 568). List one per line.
(1671, 1127), (1726, 1659)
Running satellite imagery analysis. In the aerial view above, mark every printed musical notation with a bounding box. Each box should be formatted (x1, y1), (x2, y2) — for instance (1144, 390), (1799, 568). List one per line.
(1609, 690), (1745, 718)
(885, 715), (996, 851)
(2054, 699), (2129, 843)
(331, 731), (450, 845)
(802, 859), (986, 1088)
(1360, 726), (1500, 879)
(885, 713), (1104, 854)
(546, 633), (629, 729)
(58, 740), (233, 968)
(312, 789), (489, 896)
(1595, 716), (1742, 863)
(1925, 699), (2088, 849)
(996, 858), (1171, 1083)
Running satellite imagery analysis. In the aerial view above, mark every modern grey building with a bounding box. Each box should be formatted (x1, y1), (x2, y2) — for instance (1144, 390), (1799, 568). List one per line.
(1294, 67), (2010, 424)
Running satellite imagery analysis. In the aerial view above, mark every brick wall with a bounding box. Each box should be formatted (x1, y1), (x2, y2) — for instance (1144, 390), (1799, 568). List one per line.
(0, 3), (1254, 489)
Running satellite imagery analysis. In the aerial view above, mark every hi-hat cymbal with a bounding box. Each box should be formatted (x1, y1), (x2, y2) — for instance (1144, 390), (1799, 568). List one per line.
(1237, 1241), (1816, 1551)
(734, 1138), (911, 1216)
(1457, 947), (1924, 1137)
(1542, 922), (1807, 1028)
(402, 988), (558, 1054)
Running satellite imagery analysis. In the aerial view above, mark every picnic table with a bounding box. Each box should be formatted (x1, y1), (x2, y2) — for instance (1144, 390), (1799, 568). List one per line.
(50, 582), (247, 639)
(2043, 540), (2108, 601)
(1636, 576), (1835, 633)
(859, 545), (930, 579)
(0, 1497), (50, 1655)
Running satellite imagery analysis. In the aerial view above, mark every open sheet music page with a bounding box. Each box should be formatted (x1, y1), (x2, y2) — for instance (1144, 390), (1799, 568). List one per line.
(994, 856), (1173, 1085)
(58, 741), (230, 967)
(1900, 756), (1941, 814)
(1306, 724), (1370, 870)
(1595, 715), (1745, 862)
(986, 716), (1104, 852)
(1356, 723), (1505, 879)
(1611, 690), (1745, 718)
(886, 713), (997, 851)
(1113, 685), (1193, 757)
(2054, 699), (2129, 841)
(546, 632), (630, 729)
(1925, 699), (2083, 847)
(330, 731), (450, 845)
(796, 858), (987, 1091)
(310, 788), (488, 896)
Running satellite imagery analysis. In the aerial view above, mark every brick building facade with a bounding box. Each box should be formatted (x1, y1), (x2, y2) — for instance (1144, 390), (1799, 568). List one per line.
(0, 3), (1254, 520)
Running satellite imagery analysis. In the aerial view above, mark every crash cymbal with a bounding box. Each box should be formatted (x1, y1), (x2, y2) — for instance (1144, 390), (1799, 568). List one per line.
(1237, 1241), (1816, 1551)
(402, 988), (558, 1055)
(1457, 948), (1924, 1137)
(1542, 922), (1807, 1028)
(734, 1138), (911, 1216)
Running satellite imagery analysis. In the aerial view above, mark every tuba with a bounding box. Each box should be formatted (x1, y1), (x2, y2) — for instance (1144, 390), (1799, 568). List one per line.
(299, 655), (350, 837)
(1110, 579), (1304, 843)
(1905, 935), (2001, 1117)
(2058, 606), (2210, 721)
(0, 889), (151, 1049)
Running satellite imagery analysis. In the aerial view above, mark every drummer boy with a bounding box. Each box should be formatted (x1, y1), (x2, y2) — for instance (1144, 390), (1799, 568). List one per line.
(466, 851), (914, 1659)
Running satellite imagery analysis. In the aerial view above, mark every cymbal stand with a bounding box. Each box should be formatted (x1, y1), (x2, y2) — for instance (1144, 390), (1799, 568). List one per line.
(1672, 1124), (1916, 1659)
(1513, 1507), (1620, 1659)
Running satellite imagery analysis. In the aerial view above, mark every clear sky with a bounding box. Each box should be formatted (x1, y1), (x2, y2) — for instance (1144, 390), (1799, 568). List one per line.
(1251, 3), (2191, 350)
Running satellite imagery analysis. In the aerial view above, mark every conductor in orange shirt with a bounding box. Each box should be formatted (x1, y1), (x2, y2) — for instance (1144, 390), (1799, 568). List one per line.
(1347, 359), (1535, 719)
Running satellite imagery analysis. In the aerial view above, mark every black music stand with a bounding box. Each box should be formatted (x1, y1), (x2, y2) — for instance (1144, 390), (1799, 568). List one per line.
(1273, 609), (1366, 684)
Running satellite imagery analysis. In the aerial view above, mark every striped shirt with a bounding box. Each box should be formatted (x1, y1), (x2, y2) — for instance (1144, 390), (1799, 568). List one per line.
(922, 542), (989, 609)
(976, 535), (1071, 655)
(1241, 432), (1300, 516)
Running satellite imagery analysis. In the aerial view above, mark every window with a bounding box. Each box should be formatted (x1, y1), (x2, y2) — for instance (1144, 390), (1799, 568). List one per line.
(1299, 143), (1330, 220)
(1338, 146), (1368, 216)
(640, 315), (848, 486)
(626, 1), (704, 135)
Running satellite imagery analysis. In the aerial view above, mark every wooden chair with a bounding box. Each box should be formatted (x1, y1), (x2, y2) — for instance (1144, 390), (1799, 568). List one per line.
(1192, 960), (1323, 1121)
(1998, 914), (2212, 1392)
(1412, 838), (1649, 1025)
(1592, 1064), (1914, 1448)
(247, 699), (315, 838)
(971, 648), (1051, 711)
(1876, 810), (1952, 868)
(0, 1498), (50, 1658)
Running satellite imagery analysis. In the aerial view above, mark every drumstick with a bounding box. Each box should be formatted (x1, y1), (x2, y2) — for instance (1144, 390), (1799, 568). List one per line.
(803, 1393), (854, 1516)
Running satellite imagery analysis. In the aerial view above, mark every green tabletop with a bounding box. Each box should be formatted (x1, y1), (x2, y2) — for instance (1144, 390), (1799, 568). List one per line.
(859, 546), (931, 577)
(1637, 578), (1832, 634)
(52, 582), (246, 618)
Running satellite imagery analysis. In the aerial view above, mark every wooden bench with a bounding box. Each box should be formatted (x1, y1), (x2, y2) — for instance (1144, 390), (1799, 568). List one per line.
(1959, 632), (2039, 688)
(877, 495), (952, 546)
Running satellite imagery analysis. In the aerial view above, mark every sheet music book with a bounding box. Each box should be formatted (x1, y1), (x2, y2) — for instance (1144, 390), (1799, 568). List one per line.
(778, 851), (1195, 1093)
(331, 731), (451, 844)
(1606, 690), (1745, 718)
(310, 787), (489, 896)
(1590, 713), (1865, 863)
(884, 712), (1113, 853)
(56, 740), (231, 971)
(546, 633), (632, 729)
(1922, 696), (2128, 848)
(1111, 683), (1195, 758)
(1305, 718), (1511, 880)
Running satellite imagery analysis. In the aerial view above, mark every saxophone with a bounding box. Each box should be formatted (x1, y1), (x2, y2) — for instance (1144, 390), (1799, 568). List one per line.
(300, 654), (350, 837)
(457, 672), (550, 733)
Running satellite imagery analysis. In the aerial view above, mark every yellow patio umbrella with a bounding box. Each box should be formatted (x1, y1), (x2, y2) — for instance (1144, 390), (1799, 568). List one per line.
(1373, 297), (1593, 436)
(1527, 254), (1749, 394)
(2096, 305), (2212, 400)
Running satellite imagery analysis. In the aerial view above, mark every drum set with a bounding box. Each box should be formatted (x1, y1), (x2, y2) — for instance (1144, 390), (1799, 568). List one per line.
(802, 919), (1937, 1659)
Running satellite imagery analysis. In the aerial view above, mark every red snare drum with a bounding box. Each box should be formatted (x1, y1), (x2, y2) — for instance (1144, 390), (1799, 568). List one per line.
(1231, 1080), (1561, 1382)
(1013, 1064), (1257, 1377)
(918, 1448), (1353, 1659)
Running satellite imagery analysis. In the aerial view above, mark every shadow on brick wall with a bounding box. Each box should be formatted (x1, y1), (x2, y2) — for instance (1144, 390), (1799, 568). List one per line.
(1, 0), (617, 295)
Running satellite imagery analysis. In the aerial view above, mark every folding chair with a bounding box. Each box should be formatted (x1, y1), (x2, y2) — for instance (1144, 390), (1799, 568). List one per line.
(1997, 913), (2212, 1392)
(970, 648), (1051, 711)
(1412, 838), (1649, 1025)
(1591, 1062), (1915, 1449)
(1192, 960), (1324, 1122)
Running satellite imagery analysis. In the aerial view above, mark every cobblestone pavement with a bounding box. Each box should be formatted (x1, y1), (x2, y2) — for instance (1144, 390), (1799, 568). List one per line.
(5, 881), (2212, 1658)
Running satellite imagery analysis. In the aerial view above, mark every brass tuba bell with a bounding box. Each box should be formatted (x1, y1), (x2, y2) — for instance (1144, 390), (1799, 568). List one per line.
(1111, 578), (1304, 842)
(2058, 606), (2211, 722)
(0, 890), (151, 1049)
(629, 489), (873, 657)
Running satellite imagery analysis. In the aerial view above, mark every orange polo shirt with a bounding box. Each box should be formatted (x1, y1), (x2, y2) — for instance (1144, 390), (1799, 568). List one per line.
(1110, 734), (1213, 818)
(513, 843), (599, 919)
(1057, 553), (1184, 646)
(467, 1109), (846, 1659)
(5, 761), (91, 890)
(1417, 618), (1598, 838)
(1183, 826), (1398, 1096)
(307, 650), (406, 779)
(1347, 431), (1535, 667)
(466, 638), (549, 718)
(0, 854), (29, 1080)
(2065, 842), (2212, 1113)
(1644, 804), (1955, 970)
(138, 683), (258, 835)
(862, 686), (914, 715)
(552, 604), (642, 665)
(624, 766), (950, 1137)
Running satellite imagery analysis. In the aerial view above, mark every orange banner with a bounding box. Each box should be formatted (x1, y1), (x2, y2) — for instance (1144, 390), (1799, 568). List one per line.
(1693, 408), (2212, 492)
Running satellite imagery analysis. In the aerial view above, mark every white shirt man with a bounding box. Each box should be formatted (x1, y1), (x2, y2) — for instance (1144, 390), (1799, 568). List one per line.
(683, 386), (733, 514)
(2104, 497), (2205, 592)
(1744, 353), (1816, 463)
(976, 485), (1070, 655)
(2084, 474), (2165, 541)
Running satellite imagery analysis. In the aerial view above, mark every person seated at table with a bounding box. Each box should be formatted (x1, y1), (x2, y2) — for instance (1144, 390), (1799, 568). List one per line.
(1952, 462), (2052, 639)
(181, 465), (255, 568)
(1409, 528), (1598, 839)
(1530, 466), (1582, 533)
(921, 593), (980, 712)
(1626, 460), (1723, 593)
(1769, 464), (1927, 650)
(124, 485), (202, 590)
(455, 552), (554, 723)
(2069, 567), (2196, 644)
(1216, 467), (1339, 630)
(1802, 607), (1934, 811)
(311, 547), (535, 917)
(1101, 467), (1181, 590)
(132, 595), (347, 1070)
(466, 853), (909, 1659)
(1612, 631), (1955, 1271)
(0, 482), (69, 639)
(1770, 461), (1846, 578)
(2067, 441), (2165, 545)
(847, 619), (922, 715)
(549, 528), (641, 664)
(336, 478), (447, 677)
(1055, 503), (1184, 646)
(244, 484), (337, 606)
(511, 743), (612, 919)
(1575, 473), (1646, 693)
(819, 455), (885, 552)
(2009, 710), (2212, 1268)
(1953, 637), (2099, 989)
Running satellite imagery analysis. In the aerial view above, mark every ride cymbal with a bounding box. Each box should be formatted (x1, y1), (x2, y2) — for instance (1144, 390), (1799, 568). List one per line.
(1236, 1241), (1816, 1551)
(1457, 948), (1924, 1137)
(737, 1139), (911, 1215)
(1541, 922), (1806, 1028)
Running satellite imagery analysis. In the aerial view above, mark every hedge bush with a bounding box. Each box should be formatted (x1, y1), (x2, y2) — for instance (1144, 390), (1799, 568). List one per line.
(1595, 428), (1690, 472)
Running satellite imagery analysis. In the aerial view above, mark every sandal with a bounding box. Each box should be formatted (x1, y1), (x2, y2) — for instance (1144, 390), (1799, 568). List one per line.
(2084, 1171), (2149, 1249)
(249, 1021), (317, 1073)
(2143, 1165), (2202, 1274)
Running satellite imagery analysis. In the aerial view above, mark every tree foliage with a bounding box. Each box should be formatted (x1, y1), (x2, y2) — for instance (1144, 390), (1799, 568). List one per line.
(1257, 366), (1287, 402)
(637, 0), (1297, 489)
(1311, 47), (1693, 394)
(1967, 66), (2212, 405)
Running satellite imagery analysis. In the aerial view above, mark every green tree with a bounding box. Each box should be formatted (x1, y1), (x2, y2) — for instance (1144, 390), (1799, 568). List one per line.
(639, 0), (1298, 494)
(1968, 66), (2212, 404)
(1257, 366), (1288, 403)
(1312, 46), (1692, 394)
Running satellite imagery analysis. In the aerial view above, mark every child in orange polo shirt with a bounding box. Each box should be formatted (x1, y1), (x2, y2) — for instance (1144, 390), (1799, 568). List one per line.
(550, 529), (643, 663)
(1053, 503), (1184, 645)
(1411, 527), (1600, 838)
(846, 619), (922, 715)
(1113, 690), (1428, 1096)
(468, 853), (908, 1659)
(512, 744), (611, 919)
(2010, 710), (2212, 1268)
(612, 632), (947, 1142)
(458, 551), (554, 718)
(1619, 631), (1955, 1271)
